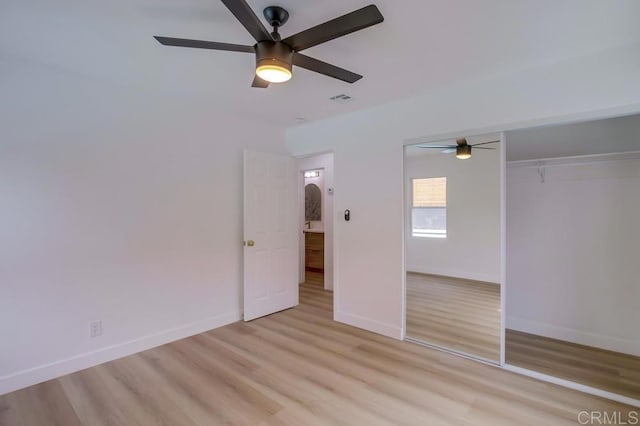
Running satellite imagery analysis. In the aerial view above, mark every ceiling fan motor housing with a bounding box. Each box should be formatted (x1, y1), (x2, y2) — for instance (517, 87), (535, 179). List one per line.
(255, 41), (293, 74)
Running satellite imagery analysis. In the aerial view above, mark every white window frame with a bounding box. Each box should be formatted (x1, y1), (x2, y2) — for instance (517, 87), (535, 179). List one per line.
(411, 177), (447, 239)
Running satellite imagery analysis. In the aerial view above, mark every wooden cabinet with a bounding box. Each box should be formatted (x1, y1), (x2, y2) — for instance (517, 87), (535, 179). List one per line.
(305, 232), (324, 271)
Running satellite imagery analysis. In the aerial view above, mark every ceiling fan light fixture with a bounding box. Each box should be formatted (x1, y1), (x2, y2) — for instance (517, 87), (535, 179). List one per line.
(256, 60), (292, 83)
(255, 41), (293, 83)
(456, 145), (472, 160)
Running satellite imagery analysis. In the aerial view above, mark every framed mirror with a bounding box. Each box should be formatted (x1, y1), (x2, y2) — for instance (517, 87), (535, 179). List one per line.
(404, 133), (503, 363)
(504, 113), (640, 400)
(305, 183), (321, 221)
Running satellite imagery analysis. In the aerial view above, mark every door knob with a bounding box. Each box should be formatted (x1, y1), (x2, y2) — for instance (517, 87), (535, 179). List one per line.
(247, 240), (255, 247)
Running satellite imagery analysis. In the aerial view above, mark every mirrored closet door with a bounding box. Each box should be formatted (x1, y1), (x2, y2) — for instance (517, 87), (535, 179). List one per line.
(404, 133), (502, 363)
(504, 114), (640, 400)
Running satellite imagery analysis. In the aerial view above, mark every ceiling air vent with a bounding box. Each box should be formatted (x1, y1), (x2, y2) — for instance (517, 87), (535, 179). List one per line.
(329, 94), (352, 103)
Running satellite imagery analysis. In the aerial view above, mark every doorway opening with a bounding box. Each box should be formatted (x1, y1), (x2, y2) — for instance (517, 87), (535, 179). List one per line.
(297, 153), (334, 296)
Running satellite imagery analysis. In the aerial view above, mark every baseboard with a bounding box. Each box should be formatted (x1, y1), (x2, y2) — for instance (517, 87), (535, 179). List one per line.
(335, 311), (402, 340)
(503, 364), (640, 408)
(406, 265), (499, 284)
(507, 316), (640, 357)
(0, 310), (242, 396)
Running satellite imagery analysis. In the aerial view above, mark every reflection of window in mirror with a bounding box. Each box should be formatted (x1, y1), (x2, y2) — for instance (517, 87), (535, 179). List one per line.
(412, 177), (447, 238)
(305, 184), (321, 221)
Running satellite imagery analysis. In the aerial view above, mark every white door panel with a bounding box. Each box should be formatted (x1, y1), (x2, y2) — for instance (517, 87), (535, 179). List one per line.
(244, 150), (298, 321)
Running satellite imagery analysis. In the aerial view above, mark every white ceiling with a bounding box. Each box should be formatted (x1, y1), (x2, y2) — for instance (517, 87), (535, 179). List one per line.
(2, 0), (640, 126)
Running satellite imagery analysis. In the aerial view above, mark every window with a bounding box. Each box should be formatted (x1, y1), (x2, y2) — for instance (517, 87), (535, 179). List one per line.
(412, 177), (447, 238)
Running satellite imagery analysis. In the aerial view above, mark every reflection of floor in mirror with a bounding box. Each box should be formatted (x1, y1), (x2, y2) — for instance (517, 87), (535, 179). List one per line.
(406, 272), (501, 361)
(506, 329), (640, 399)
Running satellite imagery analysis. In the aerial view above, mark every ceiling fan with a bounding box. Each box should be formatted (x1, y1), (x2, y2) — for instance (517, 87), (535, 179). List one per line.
(418, 138), (499, 160)
(154, 1), (384, 88)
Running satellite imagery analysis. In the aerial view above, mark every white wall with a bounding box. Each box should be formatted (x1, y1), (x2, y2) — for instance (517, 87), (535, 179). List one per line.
(298, 154), (334, 290)
(405, 148), (501, 283)
(506, 153), (640, 356)
(286, 43), (640, 340)
(0, 53), (287, 394)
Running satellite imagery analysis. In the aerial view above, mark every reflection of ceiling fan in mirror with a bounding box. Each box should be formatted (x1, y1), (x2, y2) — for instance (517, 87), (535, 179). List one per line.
(418, 138), (499, 159)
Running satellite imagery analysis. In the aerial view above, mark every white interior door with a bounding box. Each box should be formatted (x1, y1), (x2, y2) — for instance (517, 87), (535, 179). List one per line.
(243, 150), (298, 321)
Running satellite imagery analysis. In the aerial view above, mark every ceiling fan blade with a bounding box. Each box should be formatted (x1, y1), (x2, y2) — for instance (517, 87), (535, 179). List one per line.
(472, 147), (496, 150)
(470, 140), (500, 147)
(220, 0), (273, 42)
(417, 145), (456, 149)
(283, 5), (384, 52)
(154, 36), (254, 53)
(251, 75), (269, 88)
(293, 53), (362, 83)
(442, 149), (456, 154)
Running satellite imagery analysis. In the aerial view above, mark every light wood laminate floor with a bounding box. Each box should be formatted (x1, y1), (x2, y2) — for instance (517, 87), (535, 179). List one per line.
(1, 279), (636, 425)
(506, 329), (640, 400)
(406, 272), (501, 361)
(304, 270), (324, 288)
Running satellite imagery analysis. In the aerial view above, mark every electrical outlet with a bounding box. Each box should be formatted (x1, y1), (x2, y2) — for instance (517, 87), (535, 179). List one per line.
(89, 320), (102, 338)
